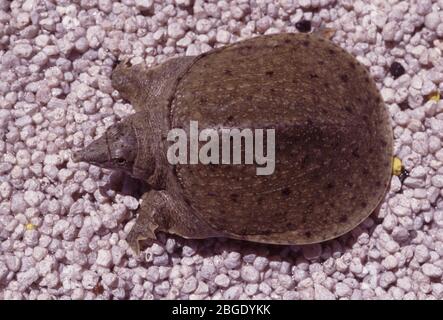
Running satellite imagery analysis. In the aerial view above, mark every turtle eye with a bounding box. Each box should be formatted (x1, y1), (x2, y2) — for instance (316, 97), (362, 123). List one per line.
(115, 158), (126, 165)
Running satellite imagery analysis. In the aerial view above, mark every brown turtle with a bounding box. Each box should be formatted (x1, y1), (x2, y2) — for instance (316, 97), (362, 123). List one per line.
(73, 33), (393, 253)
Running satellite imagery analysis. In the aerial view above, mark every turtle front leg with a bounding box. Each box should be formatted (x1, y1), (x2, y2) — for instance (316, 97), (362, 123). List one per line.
(126, 190), (166, 254)
(127, 189), (223, 254)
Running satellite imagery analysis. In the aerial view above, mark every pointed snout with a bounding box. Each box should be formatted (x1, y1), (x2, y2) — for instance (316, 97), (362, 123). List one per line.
(72, 136), (110, 166)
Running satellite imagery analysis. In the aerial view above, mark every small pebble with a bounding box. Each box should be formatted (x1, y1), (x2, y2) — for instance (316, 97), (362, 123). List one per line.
(422, 264), (443, 278)
(96, 250), (113, 268)
(390, 62), (406, 79)
(240, 265), (260, 283)
(295, 20), (312, 33)
(214, 274), (230, 288)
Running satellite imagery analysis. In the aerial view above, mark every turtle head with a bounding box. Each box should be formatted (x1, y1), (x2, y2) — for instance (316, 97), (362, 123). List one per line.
(73, 120), (137, 173)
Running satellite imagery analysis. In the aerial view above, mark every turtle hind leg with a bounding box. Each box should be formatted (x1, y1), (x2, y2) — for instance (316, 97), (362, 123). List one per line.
(111, 56), (197, 112)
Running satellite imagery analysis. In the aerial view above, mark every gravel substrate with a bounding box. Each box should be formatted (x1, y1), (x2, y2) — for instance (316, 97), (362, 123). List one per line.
(1, 0), (443, 300)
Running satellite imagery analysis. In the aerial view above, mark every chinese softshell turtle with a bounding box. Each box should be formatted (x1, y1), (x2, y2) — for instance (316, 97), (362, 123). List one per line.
(73, 33), (393, 253)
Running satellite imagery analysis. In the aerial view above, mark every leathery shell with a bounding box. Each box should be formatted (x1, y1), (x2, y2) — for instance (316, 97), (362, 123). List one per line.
(170, 32), (392, 244)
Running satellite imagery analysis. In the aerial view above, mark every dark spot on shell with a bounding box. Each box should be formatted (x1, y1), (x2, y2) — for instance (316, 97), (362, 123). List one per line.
(345, 106), (353, 114)
(199, 97), (207, 104)
(362, 115), (369, 123)
(224, 69), (233, 76)
(281, 187), (291, 196)
(309, 73), (319, 79)
(362, 168), (370, 175)
(230, 193), (239, 202)
(207, 191), (217, 197)
(302, 40), (310, 47)
(349, 62), (356, 69)
(284, 38), (291, 44)
(352, 148), (360, 158)
(340, 74), (349, 82)
(304, 231), (312, 238)
(328, 48), (336, 55)
(360, 201), (367, 208)
(227, 115), (234, 122)
(339, 215), (348, 223)
(325, 182), (334, 190)
(265, 70), (274, 77)
(257, 197), (264, 204)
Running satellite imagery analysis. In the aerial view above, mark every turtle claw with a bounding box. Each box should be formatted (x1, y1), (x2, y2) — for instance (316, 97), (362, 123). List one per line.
(127, 222), (158, 255)
(314, 27), (336, 40)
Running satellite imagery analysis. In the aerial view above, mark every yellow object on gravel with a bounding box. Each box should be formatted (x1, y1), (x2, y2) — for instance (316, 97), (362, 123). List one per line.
(392, 157), (403, 176)
(428, 91), (440, 102)
(25, 223), (36, 230)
